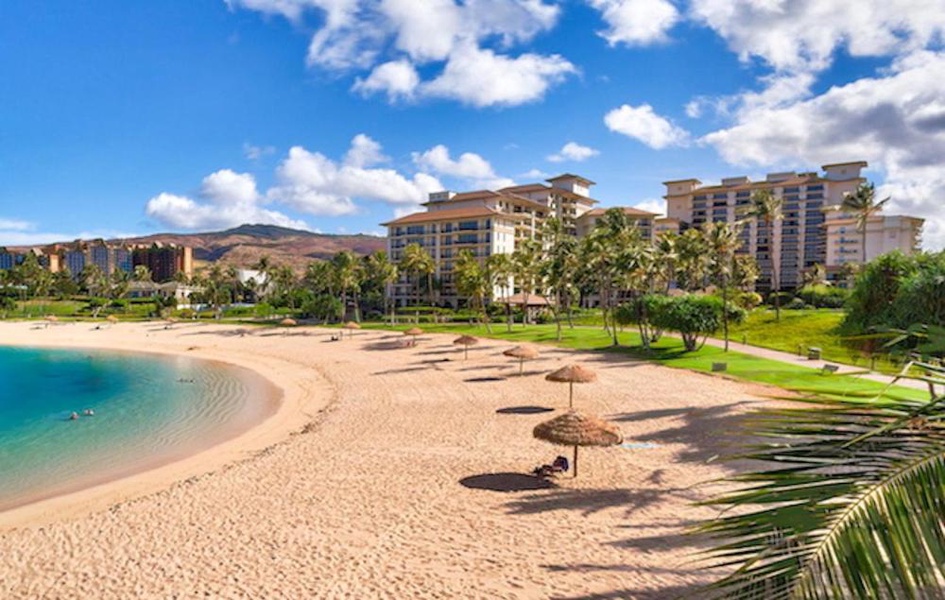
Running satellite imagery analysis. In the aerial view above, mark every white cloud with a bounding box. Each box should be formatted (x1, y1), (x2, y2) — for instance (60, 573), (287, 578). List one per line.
(631, 199), (666, 217)
(352, 60), (419, 101)
(420, 43), (576, 107)
(243, 142), (275, 160)
(146, 169), (310, 231)
(547, 141), (600, 163)
(413, 144), (514, 189)
(588, 0), (679, 46)
(232, 0), (573, 107)
(520, 168), (549, 179)
(689, 0), (945, 74)
(343, 133), (388, 168)
(604, 103), (690, 149)
(700, 50), (945, 250)
(0, 219), (33, 232)
(269, 136), (443, 215)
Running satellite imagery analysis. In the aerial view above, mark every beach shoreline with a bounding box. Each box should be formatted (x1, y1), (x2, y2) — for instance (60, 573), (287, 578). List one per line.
(0, 319), (764, 598)
(0, 320), (330, 529)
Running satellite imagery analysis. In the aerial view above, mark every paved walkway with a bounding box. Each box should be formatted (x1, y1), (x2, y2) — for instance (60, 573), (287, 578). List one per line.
(700, 335), (934, 393)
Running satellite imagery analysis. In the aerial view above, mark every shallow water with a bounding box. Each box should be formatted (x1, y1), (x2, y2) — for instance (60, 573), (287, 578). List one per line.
(0, 346), (277, 511)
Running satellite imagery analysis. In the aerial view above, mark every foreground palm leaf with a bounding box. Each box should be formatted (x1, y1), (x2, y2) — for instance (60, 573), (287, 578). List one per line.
(698, 363), (945, 599)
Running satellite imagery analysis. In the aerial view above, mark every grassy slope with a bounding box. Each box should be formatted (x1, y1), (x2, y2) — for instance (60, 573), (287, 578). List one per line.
(722, 309), (901, 373)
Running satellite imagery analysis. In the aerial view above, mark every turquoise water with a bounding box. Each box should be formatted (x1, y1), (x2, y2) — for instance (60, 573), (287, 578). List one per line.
(0, 346), (277, 511)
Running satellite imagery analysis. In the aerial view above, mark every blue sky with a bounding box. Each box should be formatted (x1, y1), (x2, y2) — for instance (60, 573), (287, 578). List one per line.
(2, 0), (944, 248)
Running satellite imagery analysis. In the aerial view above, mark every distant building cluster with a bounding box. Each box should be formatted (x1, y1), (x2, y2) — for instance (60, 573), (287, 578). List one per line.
(0, 240), (194, 283)
(383, 161), (924, 307)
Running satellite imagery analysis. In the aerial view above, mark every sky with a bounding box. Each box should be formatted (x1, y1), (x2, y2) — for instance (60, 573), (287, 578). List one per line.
(2, 0), (944, 249)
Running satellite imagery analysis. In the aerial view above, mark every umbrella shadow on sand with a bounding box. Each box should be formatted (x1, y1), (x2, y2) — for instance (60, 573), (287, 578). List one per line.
(460, 473), (557, 492)
(496, 405), (554, 415)
(464, 376), (505, 383)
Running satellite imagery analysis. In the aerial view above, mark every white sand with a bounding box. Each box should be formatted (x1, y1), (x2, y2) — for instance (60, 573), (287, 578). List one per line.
(0, 320), (770, 599)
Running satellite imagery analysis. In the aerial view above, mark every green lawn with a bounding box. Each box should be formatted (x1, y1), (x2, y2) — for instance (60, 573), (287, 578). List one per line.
(360, 321), (927, 403)
(721, 309), (902, 373)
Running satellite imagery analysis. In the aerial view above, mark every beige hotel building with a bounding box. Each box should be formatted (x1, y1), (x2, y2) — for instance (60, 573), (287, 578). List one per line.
(664, 161), (923, 290)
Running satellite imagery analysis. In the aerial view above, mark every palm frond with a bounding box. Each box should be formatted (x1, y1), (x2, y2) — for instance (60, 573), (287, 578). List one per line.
(697, 374), (945, 599)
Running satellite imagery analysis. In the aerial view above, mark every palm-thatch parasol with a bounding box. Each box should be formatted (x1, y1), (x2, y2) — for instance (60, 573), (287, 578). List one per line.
(280, 318), (297, 327)
(503, 345), (540, 376)
(343, 321), (361, 339)
(105, 315), (118, 324)
(546, 364), (597, 408)
(453, 335), (479, 360)
(43, 315), (58, 328)
(404, 327), (423, 346)
(533, 410), (623, 478)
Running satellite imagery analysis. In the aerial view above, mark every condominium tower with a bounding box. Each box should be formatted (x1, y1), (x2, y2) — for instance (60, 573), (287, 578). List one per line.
(664, 161), (922, 290)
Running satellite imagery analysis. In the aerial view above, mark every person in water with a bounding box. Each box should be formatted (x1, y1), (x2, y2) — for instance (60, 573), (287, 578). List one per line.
(83, 408), (94, 416)
(69, 412), (79, 420)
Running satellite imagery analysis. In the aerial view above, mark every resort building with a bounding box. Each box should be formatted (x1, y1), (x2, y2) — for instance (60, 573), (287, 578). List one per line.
(0, 240), (194, 283)
(663, 161), (923, 290)
(383, 174), (598, 308)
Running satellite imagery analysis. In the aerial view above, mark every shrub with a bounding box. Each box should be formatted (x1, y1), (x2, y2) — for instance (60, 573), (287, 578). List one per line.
(736, 291), (763, 310)
(797, 284), (849, 309)
(651, 294), (722, 352)
(786, 297), (807, 310)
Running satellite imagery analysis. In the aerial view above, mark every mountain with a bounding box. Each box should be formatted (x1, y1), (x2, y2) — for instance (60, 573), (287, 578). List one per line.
(23, 224), (387, 272)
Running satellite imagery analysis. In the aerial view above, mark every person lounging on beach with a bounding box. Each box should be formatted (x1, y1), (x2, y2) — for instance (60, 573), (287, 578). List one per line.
(532, 455), (569, 477)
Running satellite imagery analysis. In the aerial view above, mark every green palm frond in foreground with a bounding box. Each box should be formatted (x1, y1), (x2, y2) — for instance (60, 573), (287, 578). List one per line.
(698, 362), (945, 599)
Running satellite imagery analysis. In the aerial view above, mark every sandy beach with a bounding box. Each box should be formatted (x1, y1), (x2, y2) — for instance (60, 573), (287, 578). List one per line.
(0, 320), (770, 599)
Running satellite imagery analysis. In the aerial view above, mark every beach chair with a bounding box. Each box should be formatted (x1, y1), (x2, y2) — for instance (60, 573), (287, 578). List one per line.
(533, 455), (570, 478)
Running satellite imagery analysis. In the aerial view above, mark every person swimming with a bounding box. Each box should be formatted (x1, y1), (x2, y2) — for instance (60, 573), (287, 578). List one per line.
(69, 412), (79, 420)
(83, 408), (95, 416)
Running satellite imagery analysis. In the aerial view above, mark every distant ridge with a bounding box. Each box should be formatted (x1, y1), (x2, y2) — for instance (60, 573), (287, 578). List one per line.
(15, 224), (386, 272)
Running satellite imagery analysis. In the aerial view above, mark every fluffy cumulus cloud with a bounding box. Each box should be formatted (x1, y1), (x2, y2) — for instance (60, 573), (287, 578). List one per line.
(268, 143), (443, 215)
(412, 144), (515, 189)
(604, 103), (690, 149)
(229, 0), (575, 107)
(146, 170), (310, 230)
(588, 0), (679, 46)
(547, 141), (600, 163)
(689, 0), (945, 74)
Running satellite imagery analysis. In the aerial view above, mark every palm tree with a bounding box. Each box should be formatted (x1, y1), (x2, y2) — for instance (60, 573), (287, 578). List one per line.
(700, 355), (945, 599)
(364, 251), (398, 326)
(703, 220), (743, 352)
(741, 188), (784, 320)
(675, 228), (710, 292)
(331, 251), (361, 322)
(541, 218), (580, 340)
(842, 181), (890, 265)
(399, 243), (435, 320)
(454, 249), (492, 333)
(486, 252), (515, 332)
(512, 238), (543, 326)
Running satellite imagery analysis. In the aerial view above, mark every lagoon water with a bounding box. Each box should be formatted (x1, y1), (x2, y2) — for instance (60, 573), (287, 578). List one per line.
(0, 345), (276, 512)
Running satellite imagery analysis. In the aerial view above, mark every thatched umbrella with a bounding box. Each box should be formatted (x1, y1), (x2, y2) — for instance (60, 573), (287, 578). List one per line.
(533, 410), (623, 478)
(280, 318), (297, 327)
(105, 315), (118, 324)
(546, 364), (597, 408)
(43, 315), (58, 328)
(503, 345), (540, 376)
(453, 335), (479, 360)
(404, 327), (423, 345)
(343, 321), (361, 339)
